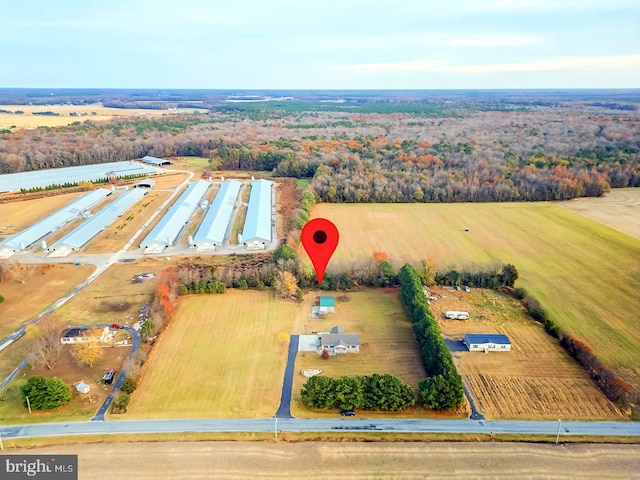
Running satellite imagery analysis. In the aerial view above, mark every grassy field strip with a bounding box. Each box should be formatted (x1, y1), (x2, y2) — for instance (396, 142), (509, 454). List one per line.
(311, 203), (640, 387)
(125, 290), (302, 419)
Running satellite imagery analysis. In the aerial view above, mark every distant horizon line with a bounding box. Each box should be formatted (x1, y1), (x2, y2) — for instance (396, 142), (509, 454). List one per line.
(0, 87), (639, 91)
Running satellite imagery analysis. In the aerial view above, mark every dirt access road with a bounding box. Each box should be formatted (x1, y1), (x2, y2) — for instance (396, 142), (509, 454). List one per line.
(21, 441), (640, 479)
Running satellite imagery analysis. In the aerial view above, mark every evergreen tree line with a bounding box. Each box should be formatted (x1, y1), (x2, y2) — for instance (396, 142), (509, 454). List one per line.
(398, 264), (465, 411)
(300, 374), (416, 411)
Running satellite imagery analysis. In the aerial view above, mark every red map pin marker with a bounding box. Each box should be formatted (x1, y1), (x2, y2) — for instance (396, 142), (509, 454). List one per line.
(301, 218), (339, 285)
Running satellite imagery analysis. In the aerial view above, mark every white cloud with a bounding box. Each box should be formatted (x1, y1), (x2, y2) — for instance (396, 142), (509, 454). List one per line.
(340, 54), (640, 74)
(448, 34), (543, 47)
(483, 0), (640, 12)
(308, 32), (544, 51)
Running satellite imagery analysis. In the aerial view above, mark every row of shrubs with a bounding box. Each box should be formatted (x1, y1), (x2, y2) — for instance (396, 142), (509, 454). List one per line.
(512, 287), (632, 408)
(398, 264), (465, 411)
(300, 374), (416, 411)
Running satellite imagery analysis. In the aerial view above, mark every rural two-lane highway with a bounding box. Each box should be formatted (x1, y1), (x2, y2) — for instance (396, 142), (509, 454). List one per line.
(1, 418), (639, 440)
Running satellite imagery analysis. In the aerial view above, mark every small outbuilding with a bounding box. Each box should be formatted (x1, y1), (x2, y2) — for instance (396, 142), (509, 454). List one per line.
(75, 381), (91, 394)
(318, 296), (335, 314)
(135, 178), (156, 188)
(463, 333), (511, 352)
(141, 155), (172, 167)
(60, 328), (87, 344)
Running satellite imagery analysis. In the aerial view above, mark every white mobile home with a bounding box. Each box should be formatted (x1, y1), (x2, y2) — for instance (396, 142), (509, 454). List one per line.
(463, 333), (511, 352)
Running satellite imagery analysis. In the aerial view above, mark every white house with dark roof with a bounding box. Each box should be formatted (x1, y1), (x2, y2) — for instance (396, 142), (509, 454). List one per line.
(319, 326), (360, 355)
(463, 333), (511, 352)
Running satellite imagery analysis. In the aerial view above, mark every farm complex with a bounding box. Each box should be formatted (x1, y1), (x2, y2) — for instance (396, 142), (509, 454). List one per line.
(0, 164), (278, 258)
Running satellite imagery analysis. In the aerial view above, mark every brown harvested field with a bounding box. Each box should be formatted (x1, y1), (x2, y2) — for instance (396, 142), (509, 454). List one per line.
(0, 191), (85, 236)
(0, 341), (132, 425)
(144, 171), (191, 190)
(291, 289), (439, 419)
(427, 287), (622, 420)
(0, 263), (94, 338)
(21, 442), (640, 479)
(559, 188), (640, 240)
(84, 190), (170, 253)
(54, 259), (171, 327)
(0, 104), (208, 129)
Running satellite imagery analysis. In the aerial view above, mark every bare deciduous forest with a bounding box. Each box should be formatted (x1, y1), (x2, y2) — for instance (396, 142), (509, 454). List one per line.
(1, 90), (638, 203)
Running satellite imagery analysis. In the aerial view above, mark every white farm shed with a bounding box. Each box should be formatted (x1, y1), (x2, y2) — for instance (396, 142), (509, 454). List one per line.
(0, 189), (111, 257)
(192, 179), (241, 250)
(242, 179), (273, 249)
(140, 180), (210, 252)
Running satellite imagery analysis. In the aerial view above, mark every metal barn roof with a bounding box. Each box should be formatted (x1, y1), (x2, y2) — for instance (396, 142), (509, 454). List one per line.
(140, 180), (210, 249)
(319, 296), (335, 307)
(192, 179), (241, 247)
(0, 161), (159, 193)
(242, 179), (273, 244)
(0, 189), (111, 253)
(463, 333), (511, 345)
(141, 156), (172, 167)
(50, 188), (148, 252)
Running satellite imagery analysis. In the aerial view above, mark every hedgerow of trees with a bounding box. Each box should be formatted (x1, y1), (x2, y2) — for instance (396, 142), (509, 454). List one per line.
(398, 264), (465, 410)
(300, 374), (416, 411)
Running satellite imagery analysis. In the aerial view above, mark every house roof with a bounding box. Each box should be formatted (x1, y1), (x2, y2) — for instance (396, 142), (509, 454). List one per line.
(320, 332), (360, 346)
(330, 326), (344, 334)
(464, 333), (511, 345)
(319, 296), (335, 307)
(62, 327), (85, 338)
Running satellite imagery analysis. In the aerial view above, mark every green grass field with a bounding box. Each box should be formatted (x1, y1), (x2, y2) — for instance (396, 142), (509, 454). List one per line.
(124, 290), (305, 419)
(291, 289), (433, 418)
(310, 202), (640, 389)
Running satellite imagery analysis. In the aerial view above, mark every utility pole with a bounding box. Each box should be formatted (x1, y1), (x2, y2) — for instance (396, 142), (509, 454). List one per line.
(274, 415), (278, 443)
(555, 418), (561, 445)
(26, 396), (32, 414)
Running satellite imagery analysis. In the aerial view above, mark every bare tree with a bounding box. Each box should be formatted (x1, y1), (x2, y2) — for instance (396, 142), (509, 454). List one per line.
(23, 315), (65, 370)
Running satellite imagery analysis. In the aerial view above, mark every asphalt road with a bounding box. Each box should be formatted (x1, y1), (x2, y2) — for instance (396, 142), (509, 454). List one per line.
(275, 334), (299, 419)
(1, 418), (639, 440)
(91, 326), (141, 421)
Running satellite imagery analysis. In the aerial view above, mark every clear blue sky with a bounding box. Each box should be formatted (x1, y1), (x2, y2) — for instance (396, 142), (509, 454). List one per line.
(1, 0), (639, 89)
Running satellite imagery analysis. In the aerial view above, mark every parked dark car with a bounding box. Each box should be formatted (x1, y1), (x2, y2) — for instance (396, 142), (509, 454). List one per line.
(104, 369), (116, 384)
(340, 410), (355, 416)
